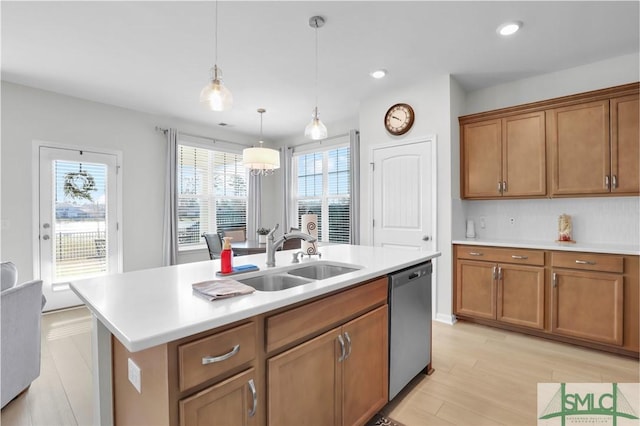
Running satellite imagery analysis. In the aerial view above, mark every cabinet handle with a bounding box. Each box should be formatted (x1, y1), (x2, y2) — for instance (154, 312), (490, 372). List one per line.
(503, 181), (507, 193)
(492, 266), (497, 280)
(497, 266), (503, 281)
(612, 175), (618, 189)
(511, 255), (528, 260)
(553, 272), (557, 288)
(575, 260), (596, 265)
(344, 332), (352, 360)
(605, 175), (610, 189)
(497, 182), (503, 193)
(248, 379), (257, 417)
(337, 334), (346, 362)
(202, 344), (240, 365)
(469, 252), (483, 256)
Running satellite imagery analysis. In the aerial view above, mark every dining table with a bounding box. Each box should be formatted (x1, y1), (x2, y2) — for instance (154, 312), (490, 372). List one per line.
(231, 239), (267, 256)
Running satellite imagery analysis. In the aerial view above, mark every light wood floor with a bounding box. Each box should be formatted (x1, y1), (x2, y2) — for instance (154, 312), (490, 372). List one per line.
(1, 307), (638, 425)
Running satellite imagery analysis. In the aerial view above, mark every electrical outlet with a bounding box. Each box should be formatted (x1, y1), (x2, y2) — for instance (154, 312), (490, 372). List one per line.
(480, 217), (486, 229)
(509, 217), (516, 225)
(128, 358), (142, 393)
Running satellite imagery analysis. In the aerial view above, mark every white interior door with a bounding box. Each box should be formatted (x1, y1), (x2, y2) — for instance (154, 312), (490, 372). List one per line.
(38, 146), (120, 311)
(372, 139), (435, 251)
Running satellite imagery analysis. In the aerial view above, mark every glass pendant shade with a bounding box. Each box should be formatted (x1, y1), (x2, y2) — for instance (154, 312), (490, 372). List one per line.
(200, 65), (233, 111)
(304, 108), (328, 140)
(242, 146), (280, 171)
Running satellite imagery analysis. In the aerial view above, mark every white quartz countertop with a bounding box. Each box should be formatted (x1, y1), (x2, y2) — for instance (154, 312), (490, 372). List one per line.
(71, 244), (440, 353)
(452, 238), (639, 255)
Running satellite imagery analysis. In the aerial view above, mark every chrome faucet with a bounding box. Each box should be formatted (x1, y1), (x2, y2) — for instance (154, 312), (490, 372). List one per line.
(266, 224), (317, 267)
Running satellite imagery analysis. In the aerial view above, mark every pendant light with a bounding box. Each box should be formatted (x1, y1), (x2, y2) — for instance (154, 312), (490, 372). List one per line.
(199, 0), (232, 111)
(243, 109), (280, 175)
(305, 16), (328, 140)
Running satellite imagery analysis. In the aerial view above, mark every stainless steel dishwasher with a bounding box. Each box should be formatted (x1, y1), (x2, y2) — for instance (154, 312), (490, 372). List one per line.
(388, 261), (432, 400)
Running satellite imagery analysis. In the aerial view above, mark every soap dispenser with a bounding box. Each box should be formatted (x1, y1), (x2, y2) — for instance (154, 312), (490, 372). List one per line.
(221, 237), (234, 274)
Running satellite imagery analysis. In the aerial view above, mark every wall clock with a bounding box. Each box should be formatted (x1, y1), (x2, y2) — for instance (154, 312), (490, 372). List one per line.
(384, 103), (415, 135)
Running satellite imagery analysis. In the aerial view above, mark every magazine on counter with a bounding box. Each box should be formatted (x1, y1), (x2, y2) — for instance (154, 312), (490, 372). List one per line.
(192, 279), (255, 301)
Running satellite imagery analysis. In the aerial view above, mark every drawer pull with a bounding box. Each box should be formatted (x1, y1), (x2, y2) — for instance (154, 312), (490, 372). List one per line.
(511, 255), (528, 260)
(575, 260), (596, 265)
(201, 344), (240, 365)
(337, 334), (346, 362)
(248, 379), (257, 417)
(469, 252), (484, 256)
(344, 332), (352, 360)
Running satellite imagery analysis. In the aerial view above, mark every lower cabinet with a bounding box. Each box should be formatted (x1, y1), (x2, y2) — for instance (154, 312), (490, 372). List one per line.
(454, 244), (639, 356)
(551, 253), (624, 346)
(180, 368), (258, 426)
(267, 306), (388, 426)
(455, 247), (544, 329)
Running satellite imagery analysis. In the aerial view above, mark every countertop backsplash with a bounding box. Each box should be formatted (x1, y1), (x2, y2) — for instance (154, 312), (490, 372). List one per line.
(463, 197), (639, 247)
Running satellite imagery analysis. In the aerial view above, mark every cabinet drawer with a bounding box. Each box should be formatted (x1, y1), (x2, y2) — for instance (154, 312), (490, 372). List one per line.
(456, 245), (544, 266)
(552, 252), (623, 273)
(178, 322), (256, 392)
(266, 277), (387, 353)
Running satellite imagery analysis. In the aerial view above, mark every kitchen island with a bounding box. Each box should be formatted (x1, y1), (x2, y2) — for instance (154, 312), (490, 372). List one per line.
(71, 244), (440, 426)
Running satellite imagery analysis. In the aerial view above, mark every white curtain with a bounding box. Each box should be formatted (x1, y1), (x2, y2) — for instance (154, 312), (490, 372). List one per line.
(281, 146), (295, 231)
(349, 130), (360, 244)
(247, 173), (262, 240)
(162, 128), (178, 265)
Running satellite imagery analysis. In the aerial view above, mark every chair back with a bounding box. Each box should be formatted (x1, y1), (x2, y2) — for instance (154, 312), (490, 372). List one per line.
(221, 229), (246, 242)
(202, 233), (223, 260)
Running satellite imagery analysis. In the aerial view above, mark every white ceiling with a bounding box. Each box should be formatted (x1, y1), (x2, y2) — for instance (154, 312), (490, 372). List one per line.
(2, 1), (638, 141)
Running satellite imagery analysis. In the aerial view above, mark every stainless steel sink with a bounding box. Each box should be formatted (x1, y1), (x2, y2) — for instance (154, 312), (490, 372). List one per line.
(238, 274), (313, 292)
(287, 263), (360, 280)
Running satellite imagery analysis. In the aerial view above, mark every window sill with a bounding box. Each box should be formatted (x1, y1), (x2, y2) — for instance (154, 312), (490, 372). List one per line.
(179, 244), (207, 253)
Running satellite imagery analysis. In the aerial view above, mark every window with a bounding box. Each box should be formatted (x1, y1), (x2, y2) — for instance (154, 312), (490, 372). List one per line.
(177, 144), (247, 249)
(293, 145), (350, 243)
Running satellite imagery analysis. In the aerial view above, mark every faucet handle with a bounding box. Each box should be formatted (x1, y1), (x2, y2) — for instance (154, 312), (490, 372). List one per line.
(268, 224), (279, 237)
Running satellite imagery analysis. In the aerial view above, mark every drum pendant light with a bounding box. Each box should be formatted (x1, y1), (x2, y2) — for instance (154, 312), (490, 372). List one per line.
(243, 109), (280, 175)
(304, 16), (328, 140)
(199, 0), (233, 111)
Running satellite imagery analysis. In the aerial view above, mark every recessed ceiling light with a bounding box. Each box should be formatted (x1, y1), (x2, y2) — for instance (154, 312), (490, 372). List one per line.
(497, 21), (522, 36)
(370, 69), (387, 79)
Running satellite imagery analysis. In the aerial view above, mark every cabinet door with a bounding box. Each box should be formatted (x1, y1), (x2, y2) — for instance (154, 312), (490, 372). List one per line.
(342, 306), (389, 426)
(611, 94), (639, 194)
(267, 328), (342, 426)
(551, 269), (623, 346)
(462, 119), (502, 198)
(548, 100), (611, 195)
(455, 260), (496, 319)
(502, 112), (546, 197)
(179, 368), (257, 426)
(497, 264), (545, 330)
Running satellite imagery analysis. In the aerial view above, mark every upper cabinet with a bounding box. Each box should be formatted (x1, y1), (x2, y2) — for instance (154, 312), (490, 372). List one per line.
(460, 83), (639, 200)
(461, 112), (546, 199)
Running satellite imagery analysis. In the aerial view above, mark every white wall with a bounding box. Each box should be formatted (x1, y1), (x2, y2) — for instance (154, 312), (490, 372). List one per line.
(462, 53), (640, 246)
(1, 82), (252, 278)
(358, 74), (457, 323)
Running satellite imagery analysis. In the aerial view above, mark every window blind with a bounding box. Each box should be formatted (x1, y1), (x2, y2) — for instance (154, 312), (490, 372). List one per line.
(177, 144), (247, 248)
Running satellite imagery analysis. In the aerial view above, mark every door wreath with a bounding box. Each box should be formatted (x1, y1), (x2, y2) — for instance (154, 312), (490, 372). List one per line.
(63, 170), (97, 201)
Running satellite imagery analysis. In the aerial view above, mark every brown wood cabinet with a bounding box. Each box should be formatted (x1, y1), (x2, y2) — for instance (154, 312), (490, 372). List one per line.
(112, 277), (392, 426)
(453, 244), (639, 357)
(455, 246), (545, 329)
(461, 111), (546, 199)
(179, 368), (257, 426)
(267, 306), (388, 426)
(460, 82), (639, 199)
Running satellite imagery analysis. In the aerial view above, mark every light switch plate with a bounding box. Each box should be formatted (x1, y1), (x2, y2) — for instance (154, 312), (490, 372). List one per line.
(128, 358), (142, 393)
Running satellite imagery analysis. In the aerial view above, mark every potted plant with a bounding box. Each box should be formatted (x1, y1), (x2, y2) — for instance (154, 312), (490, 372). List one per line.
(257, 227), (270, 243)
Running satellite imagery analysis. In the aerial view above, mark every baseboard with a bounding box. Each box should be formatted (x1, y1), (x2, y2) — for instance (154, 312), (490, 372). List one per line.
(434, 313), (457, 325)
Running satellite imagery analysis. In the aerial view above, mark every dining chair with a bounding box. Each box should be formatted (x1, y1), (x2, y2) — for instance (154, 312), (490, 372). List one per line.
(202, 233), (223, 260)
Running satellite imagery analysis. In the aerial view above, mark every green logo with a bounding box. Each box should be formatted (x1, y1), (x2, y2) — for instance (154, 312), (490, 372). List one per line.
(539, 383), (639, 425)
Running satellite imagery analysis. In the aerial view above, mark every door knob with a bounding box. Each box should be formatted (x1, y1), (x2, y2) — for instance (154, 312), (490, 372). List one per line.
(43, 223), (50, 229)
(42, 235), (50, 240)
(422, 235), (430, 241)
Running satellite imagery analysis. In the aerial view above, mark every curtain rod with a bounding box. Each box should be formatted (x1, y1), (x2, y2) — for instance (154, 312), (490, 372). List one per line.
(155, 126), (253, 148)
